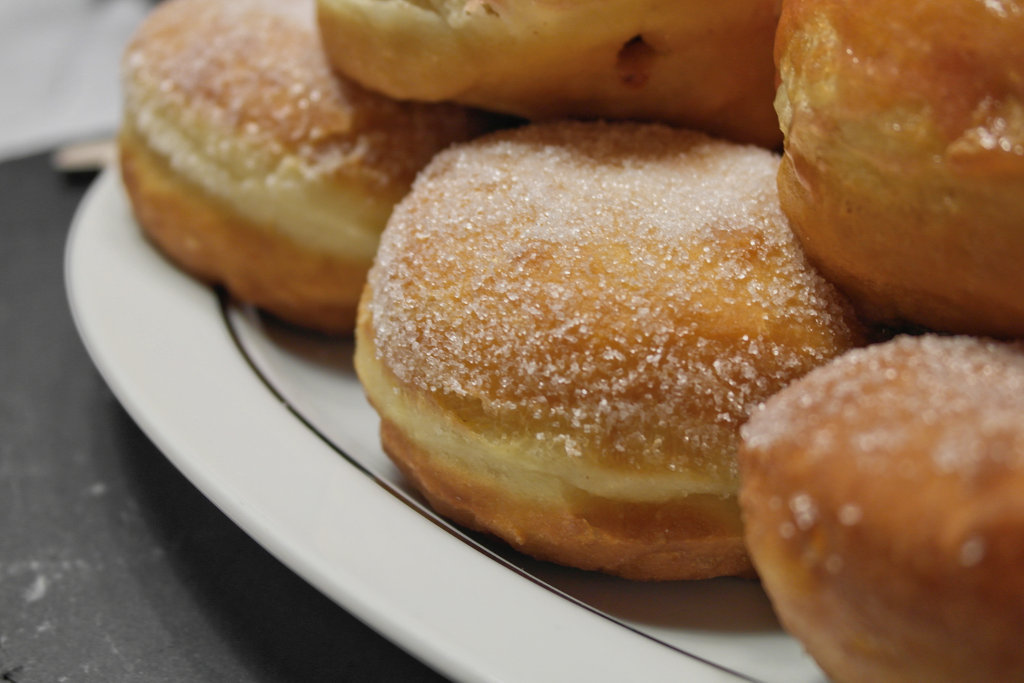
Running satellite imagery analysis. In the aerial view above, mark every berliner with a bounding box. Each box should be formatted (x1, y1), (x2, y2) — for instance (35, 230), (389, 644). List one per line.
(739, 334), (1024, 682)
(774, 0), (1024, 338)
(119, 0), (494, 334)
(354, 121), (865, 580)
(315, 0), (783, 148)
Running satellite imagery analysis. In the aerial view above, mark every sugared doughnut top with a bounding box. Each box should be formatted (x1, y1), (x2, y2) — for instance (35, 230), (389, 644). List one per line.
(121, 0), (485, 191)
(743, 335), (1024, 474)
(366, 121), (862, 483)
(741, 334), (1024, 581)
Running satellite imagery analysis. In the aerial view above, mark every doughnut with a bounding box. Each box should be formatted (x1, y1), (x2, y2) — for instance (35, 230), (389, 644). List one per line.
(354, 121), (865, 580)
(739, 335), (1024, 682)
(774, 0), (1024, 338)
(118, 0), (494, 334)
(315, 0), (783, 148)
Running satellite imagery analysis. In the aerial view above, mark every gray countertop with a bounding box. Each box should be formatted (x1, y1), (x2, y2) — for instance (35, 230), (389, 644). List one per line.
(0, 152), (446, 682)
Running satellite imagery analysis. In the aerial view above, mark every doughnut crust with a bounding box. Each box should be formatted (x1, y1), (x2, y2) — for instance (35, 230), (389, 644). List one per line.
(739, 335), (1024, 682)
(355, 121), (864, 580)
(774, 0), (1024, 337)
(316, 0), (783, 148)
(119, 0), (492, 334)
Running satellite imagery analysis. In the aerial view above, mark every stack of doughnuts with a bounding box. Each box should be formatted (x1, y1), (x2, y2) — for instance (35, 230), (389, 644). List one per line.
(115, 0), (1024, 677)
(119, 0), (787, 334)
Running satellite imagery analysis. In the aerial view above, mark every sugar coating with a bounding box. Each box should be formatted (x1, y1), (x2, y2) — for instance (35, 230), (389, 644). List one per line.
(121, 0), (482, 191)
(743, 334), (1024, 478)
(368, 121), (862, 479)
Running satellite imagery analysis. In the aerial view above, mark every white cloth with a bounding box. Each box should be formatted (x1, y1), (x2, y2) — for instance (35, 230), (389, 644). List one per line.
(0, 0), (151, 161)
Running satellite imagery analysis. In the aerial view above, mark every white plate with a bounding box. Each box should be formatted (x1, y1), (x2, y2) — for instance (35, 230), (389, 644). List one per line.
(65, 169), (825, 683)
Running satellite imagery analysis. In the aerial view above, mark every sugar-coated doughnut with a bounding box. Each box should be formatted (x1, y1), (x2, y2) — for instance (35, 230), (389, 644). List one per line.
(316, 0), (783, 148)
(355, 121), (864, 580)
(774, 0), (1024, 338)
(739, 335), (1024, 682)
(119, 0), (494, 334)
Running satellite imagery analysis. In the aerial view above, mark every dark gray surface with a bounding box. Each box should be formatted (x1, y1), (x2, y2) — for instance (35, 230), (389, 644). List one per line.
(0, 152), (447, 682)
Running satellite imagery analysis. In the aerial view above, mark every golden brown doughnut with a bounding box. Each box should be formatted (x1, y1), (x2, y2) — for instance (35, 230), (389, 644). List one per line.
(119, 0), (494, 334)
(316, 0), (783, 148)
(739, 334), (1024, 682)
(355, 121), (865, 580)
(774, 0), (1024, 338)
